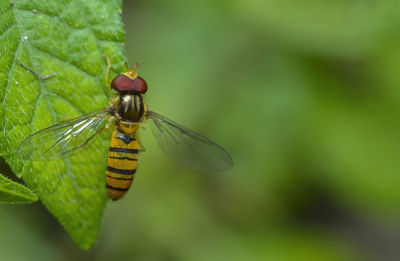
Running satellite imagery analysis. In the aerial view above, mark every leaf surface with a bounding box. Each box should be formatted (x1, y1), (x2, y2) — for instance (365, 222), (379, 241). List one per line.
(0, 173), (37, 203)
(0, 0), (126, 249)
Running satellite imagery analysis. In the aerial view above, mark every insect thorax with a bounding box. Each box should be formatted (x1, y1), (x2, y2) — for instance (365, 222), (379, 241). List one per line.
(115, 94), (145, 133)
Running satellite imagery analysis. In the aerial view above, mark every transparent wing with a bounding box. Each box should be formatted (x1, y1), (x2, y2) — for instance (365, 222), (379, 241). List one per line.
(17, 108), (112, 160)
(148, 111), (233, 172)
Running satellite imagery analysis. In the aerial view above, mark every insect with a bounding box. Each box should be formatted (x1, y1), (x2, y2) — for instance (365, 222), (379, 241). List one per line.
(17, 62), (233, 200)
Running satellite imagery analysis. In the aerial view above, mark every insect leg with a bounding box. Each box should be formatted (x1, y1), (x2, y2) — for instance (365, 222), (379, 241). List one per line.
(16, 59), (55, 80)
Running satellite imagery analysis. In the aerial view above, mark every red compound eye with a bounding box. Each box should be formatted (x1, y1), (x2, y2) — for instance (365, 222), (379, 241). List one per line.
(132, 76), (147, 93)
(111, 75), (134, 92)
(111, 75), (147, 93)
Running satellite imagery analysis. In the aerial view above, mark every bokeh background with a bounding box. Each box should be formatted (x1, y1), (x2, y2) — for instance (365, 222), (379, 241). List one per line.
(2, 0), (400, 260)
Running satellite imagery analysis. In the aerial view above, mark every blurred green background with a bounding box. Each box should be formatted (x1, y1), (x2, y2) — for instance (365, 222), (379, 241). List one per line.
(2, 0), (400, 260)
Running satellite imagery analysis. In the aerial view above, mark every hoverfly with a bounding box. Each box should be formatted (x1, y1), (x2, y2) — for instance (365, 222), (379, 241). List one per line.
(17, 62), (233, 200)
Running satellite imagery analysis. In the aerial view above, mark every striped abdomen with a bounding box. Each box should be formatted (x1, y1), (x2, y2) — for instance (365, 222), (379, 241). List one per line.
(106, 126), (139, 200)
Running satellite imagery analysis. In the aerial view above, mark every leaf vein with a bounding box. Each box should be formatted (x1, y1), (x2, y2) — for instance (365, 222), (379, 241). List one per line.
(45, 91), (86, 115)
(16, 8), (123, 44)
(29, 45), (98, 78)
(2, 36), (23, 105)
(0, 23), (16, 39)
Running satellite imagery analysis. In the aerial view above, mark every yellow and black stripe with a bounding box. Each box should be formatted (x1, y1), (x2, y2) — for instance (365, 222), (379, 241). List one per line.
(106, 126), (139, 200)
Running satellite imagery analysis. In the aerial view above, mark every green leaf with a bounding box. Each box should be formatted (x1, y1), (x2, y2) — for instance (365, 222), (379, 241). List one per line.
(0, 173), (38, 203)
(0, 0), (126, 249)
